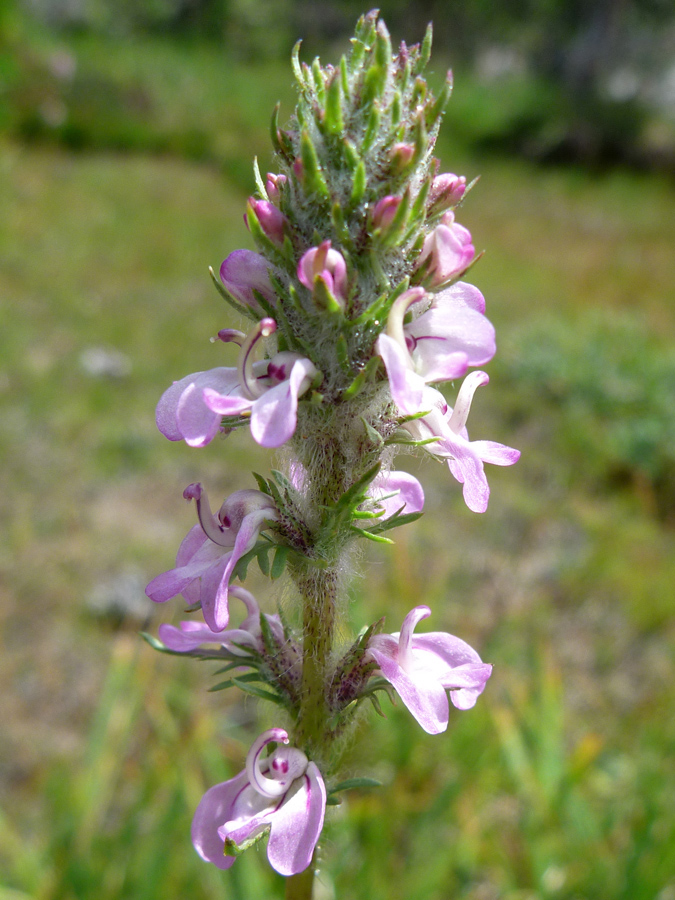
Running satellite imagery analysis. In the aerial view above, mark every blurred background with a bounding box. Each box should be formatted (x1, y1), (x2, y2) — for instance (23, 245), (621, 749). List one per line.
(1, 1), (674, 898)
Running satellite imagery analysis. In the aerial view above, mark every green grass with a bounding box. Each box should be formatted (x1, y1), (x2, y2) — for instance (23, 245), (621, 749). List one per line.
(1, 30), (675, 900)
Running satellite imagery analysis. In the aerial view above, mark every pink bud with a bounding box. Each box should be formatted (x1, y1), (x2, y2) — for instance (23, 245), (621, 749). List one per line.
(429, 173), (466, 211)
(415, 211), (474, 288)
(372, 195), (402, 230)
(220, 249), (276, 310)
(266, 172), (287, 202)
(248, 199), (287, 245)
(297, 241), (348, 304)
(391, 142), (415, 171)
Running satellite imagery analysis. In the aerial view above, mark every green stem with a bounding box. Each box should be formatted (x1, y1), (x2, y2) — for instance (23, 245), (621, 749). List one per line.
(285, 859), (315, 900)
(293, 566), (338, 763)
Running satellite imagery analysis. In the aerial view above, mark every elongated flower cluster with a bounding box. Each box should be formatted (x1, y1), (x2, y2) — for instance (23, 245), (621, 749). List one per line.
(145, 12), (518, 883)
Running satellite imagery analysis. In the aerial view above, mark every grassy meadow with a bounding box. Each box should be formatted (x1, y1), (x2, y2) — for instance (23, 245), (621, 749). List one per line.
(1, 26), (675, 900)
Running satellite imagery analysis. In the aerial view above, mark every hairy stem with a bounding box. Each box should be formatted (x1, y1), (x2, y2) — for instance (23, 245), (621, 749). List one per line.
(294, 567), (338, 762)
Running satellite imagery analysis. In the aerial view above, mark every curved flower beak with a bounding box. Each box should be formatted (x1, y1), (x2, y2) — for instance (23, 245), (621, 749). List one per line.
(191, 728), (326, 876)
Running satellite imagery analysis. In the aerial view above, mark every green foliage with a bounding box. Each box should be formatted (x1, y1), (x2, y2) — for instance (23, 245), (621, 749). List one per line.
(497, 312), (675, 519)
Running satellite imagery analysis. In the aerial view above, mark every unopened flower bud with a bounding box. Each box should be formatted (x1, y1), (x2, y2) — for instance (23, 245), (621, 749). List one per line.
(429, 173), (466, 212)
(371, 195), (401, 230)
(248, 198), (287, 245)
(266, 172), (287, 202)
(391, 142), (415, 172)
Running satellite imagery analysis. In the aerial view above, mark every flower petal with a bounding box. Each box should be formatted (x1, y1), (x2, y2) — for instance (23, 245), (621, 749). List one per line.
(250, 358), (316, 447)
(376, 333), (425, 415)
(266, 763), (326, 876)
(156, 368), (240, 446)
(191, 773), (249, 869)
(370, 470), (425, 519)
(368, 645), (450, 734)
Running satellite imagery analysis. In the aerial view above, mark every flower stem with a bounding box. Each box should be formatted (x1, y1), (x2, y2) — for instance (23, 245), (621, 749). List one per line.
(285, 860), (315, 900)
(294, 567), (338, 763)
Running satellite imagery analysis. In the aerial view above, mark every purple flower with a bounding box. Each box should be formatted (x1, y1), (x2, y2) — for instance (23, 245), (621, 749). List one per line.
(156, 318), (318, 449)
(297, 240), (348, 306)
(220, 249), (277, 311)
(157, 586), (285, 655)
(366, 605), (492, 734)
(402, 375), (520, 513)
(415, 211), (475, 288)
(192, 728), (326, 876)
(376, 283), (495, 415)
(248, 198), (287, 244)
(145, 483), (278, 631)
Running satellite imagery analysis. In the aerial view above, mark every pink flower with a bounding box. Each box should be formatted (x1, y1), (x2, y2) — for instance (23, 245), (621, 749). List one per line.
(376, 283), (495, 415)
(157, 586), (285, 655)
(219, 249), (277, 310)
(402, 375), (520, 513)
(156, 319), (318, 449)
(366, 605), (492, 734)
(145, 483), (278, 632)
(192, 728), (326, 876)
(248, 198), (287, 244)
(297, 240), (348, 305)
(415, 211), (475, 288)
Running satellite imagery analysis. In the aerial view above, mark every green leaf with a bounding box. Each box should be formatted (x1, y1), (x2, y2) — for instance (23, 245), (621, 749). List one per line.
(300, 131), (330, 201)
(351, 527), (395, 544)
(415, 22), (433, 74)
(325, 73), (343, 135)
(257, 545), (270, 577)
(271, 545), (289, 580)
(366, 511), (423, 534)
(361, 103), (381, 153)
(343, 356), (381, 400)
(426, 72), (453, 129)
(253, 156), (267, 198)
(232, 678), (286, 706)
(270, 103), (293, 161)
(330, 777), (382, 794)
(349, 160), (367, 210)
(291, 41), (305, 88)
(360, 416), (385, 448)
(340, 55), (350, 97)
(252, 472), (271, 495)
